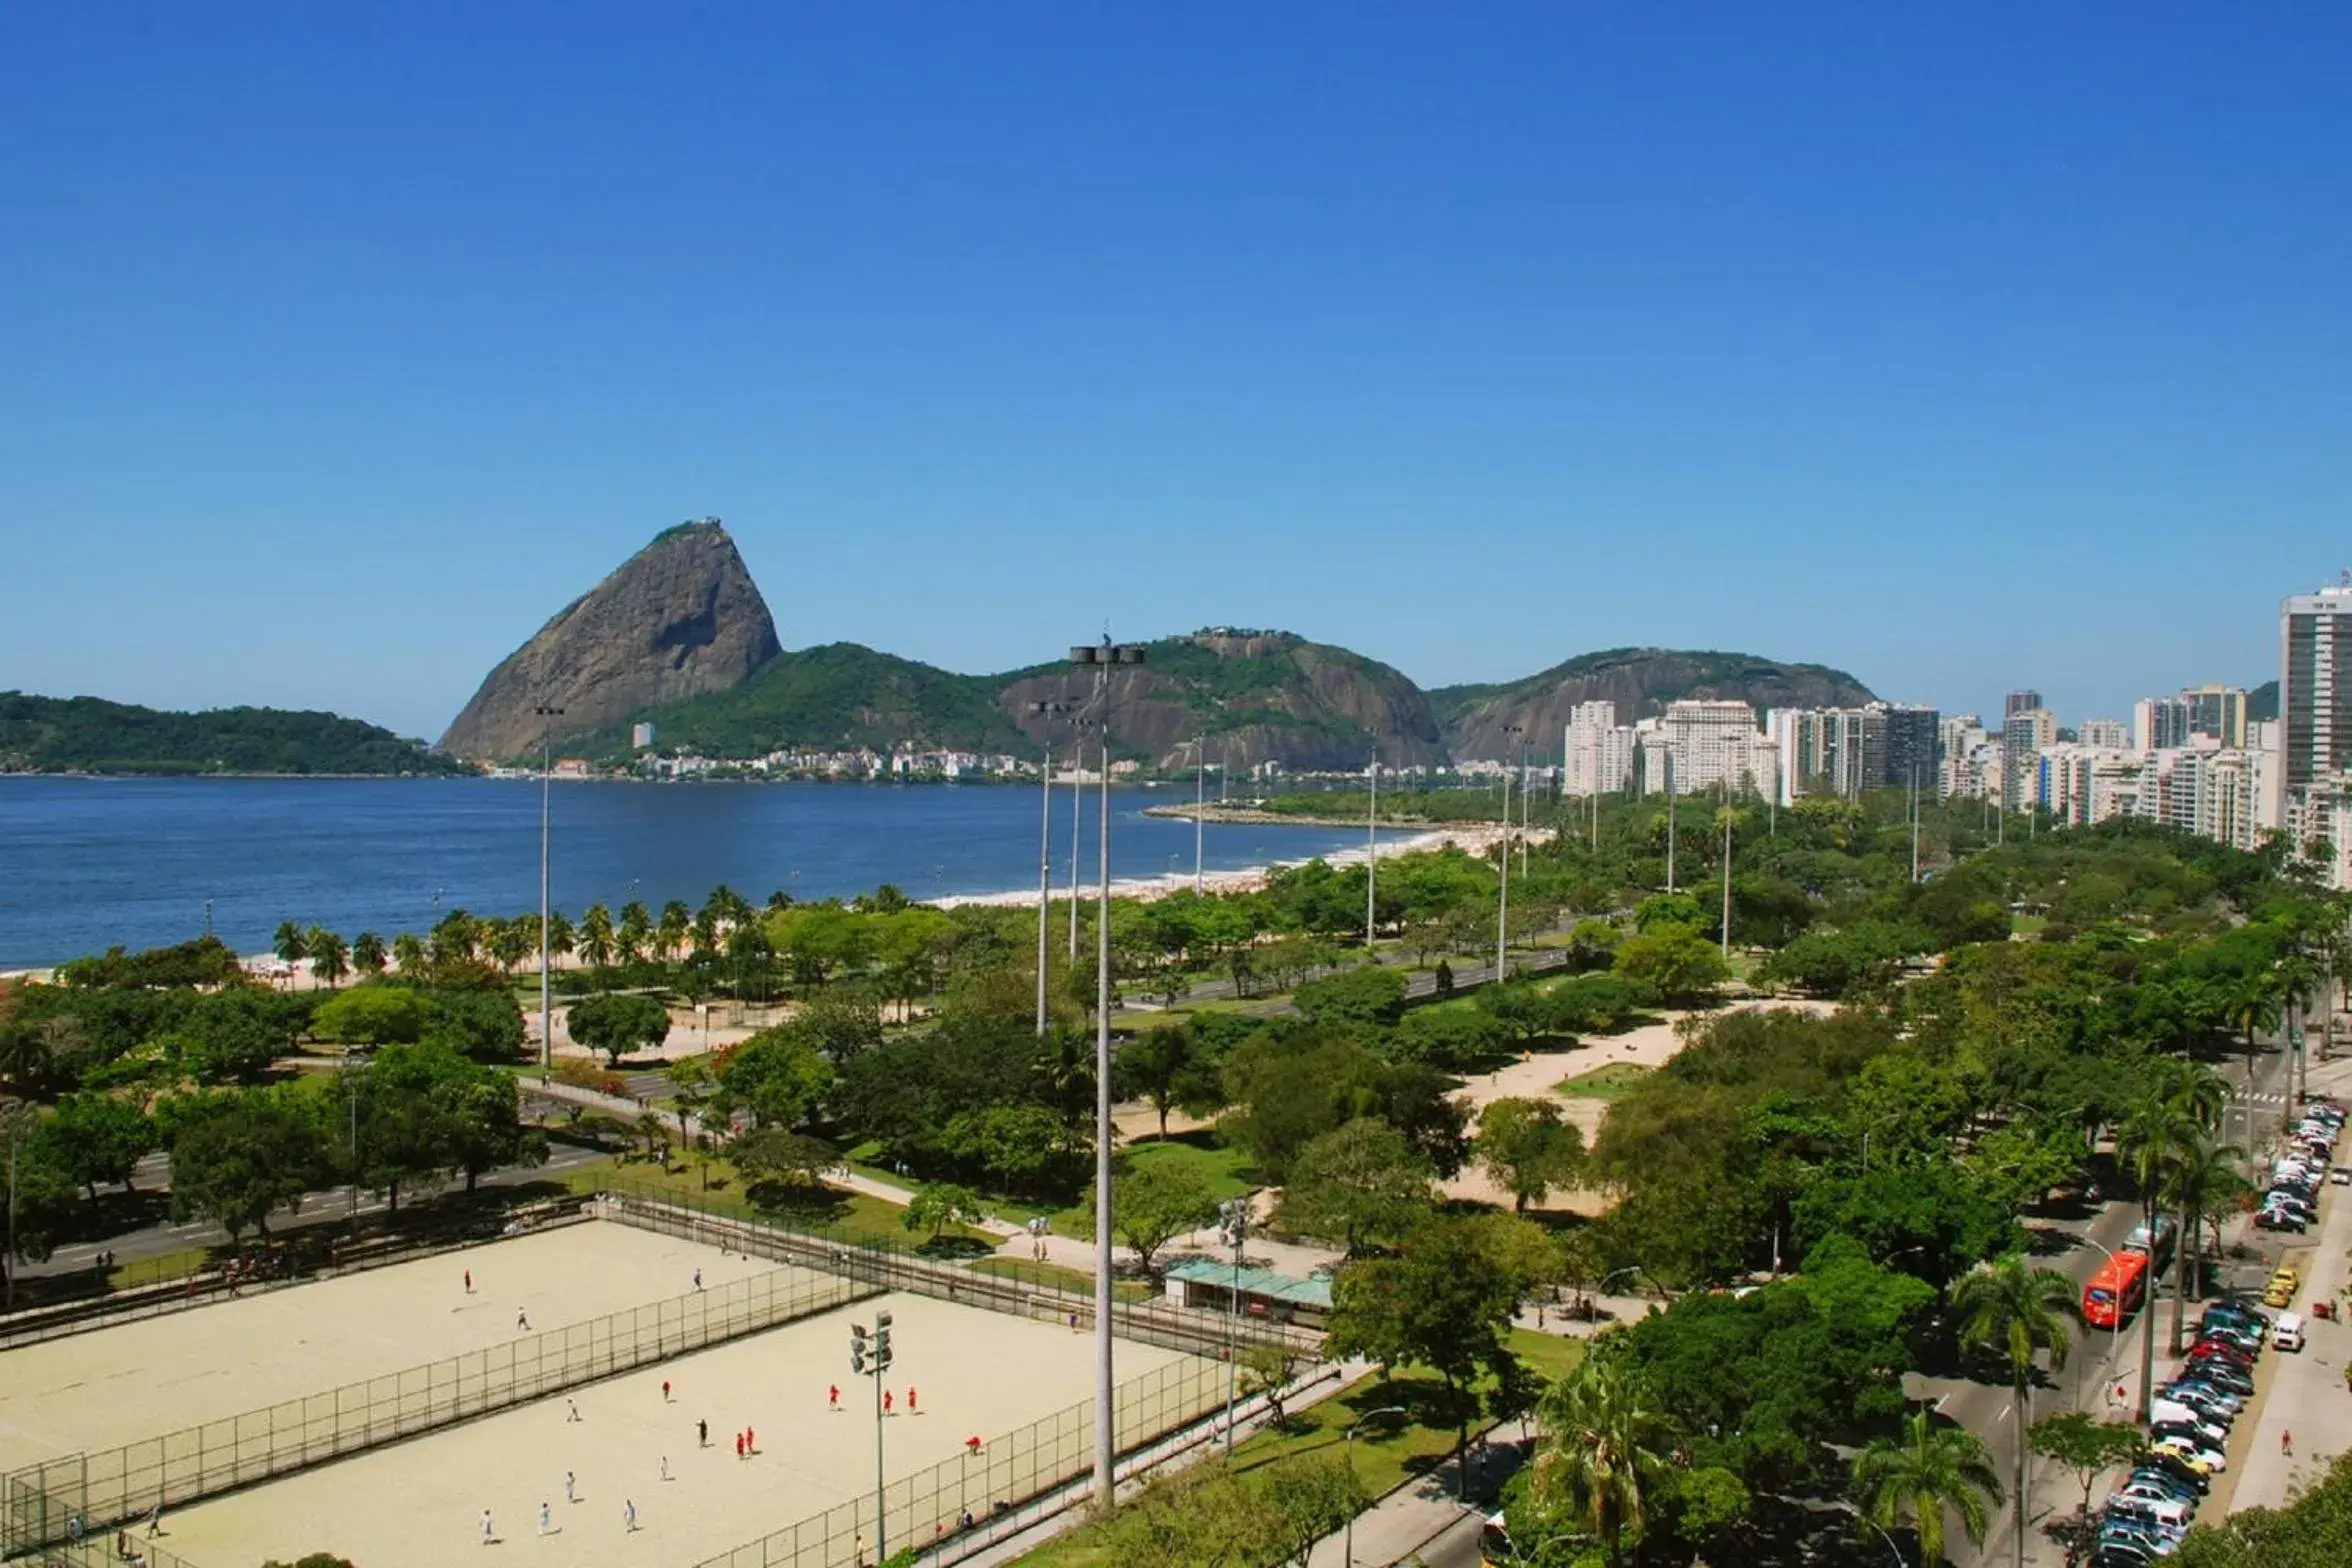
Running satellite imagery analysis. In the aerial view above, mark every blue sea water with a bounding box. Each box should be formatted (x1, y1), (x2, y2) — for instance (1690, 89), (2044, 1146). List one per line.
(0, 776), (1404, 969)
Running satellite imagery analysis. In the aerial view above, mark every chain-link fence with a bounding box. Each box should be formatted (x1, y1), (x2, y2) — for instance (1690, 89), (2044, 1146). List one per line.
(3, 1260), (874, 1556)
(600, 1180), (1321, 1362)
(15, 1522), (205, 1568)
(691, 1351), (1234, 1568)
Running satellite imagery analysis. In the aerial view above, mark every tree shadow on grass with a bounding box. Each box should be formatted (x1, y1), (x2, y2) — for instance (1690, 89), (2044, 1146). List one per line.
(915, 1234), (995, 1260)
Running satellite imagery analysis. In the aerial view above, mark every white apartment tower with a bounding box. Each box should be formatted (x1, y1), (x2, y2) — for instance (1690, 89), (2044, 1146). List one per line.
(1562, 701), (1635, 796)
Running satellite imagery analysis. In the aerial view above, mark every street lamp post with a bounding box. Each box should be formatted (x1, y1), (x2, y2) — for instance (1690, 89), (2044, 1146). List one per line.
(1218, 1197), (1248, 1454)
(1343, 1406), (1412, 1565)
(1070, 636), (1146, 1512)
(534, 704), (565, 1070)
(1365, 750), (1378, 950)
(1030, 701), (1073, 1036)
(1195, 734), (1206, 895)
(1498, 725), (1524, 982)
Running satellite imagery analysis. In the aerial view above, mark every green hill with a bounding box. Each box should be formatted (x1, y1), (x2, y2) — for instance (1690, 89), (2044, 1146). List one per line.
(0, 693), (471, 777)
(574, 643), (1030, 757)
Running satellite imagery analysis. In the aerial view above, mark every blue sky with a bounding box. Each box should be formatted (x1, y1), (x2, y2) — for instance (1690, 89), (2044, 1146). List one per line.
(4, 4), (2348, 740)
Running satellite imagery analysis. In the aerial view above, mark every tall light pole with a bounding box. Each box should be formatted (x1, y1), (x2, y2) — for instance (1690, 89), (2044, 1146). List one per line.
(1030, 700), (1072, 1035)
(1365, 750), (1378, 949)
(1218, 1197), (1248, 1454)
(534, 703), (564, 1069)
(1909, 764), (1922, 884)
(1068, 720), (1089, 963)
(1498, 725), (1523, 981)
(1194, 734), (1206, 895)
(1070, 636), (1145, 1512)
(1664, 747), (1678, 893)
(1720, 782), (1734, 965)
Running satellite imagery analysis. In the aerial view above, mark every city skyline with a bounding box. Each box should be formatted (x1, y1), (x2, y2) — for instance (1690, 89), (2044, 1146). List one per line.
(5, 8), (2348, 737)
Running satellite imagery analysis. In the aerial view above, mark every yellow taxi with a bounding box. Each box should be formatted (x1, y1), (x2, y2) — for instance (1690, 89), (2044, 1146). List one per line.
(2264, 1267), (2301, 1308)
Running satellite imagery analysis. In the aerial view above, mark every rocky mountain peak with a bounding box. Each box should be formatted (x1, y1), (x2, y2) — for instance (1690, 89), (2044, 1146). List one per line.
(439, 519), (780, 759)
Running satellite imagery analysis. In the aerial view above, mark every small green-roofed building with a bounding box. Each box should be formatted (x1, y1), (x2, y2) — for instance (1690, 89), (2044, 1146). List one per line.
(1161, 1258), (1332, 1328)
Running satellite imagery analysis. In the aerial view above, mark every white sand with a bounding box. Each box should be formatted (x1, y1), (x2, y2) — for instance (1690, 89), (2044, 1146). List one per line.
(161, 1293), (1214, 1568)
(0, 1223), (780, 1473)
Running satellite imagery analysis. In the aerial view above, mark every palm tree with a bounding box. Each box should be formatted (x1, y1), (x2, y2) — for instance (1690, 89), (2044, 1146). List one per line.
(1952, 1255), (2080, 1568)
(545, 910), (576, 971)
(351, 932), (388, 978)
(2164, 1131), (2249, 1306)
(1530, 1356), (1681, 1568)
(2117, 1087), (2202, 1404)
(1851, 1409), (2003, 1566)
(391, 932), (425, 974)
(618, 900), (652, 964)
(305, 927), (349, 989)
(579, 904), (616, 971)
(658, 900), (692, 963)
(272, 921), (308, 967)
(487, 916), (531, 975)
(2151, 1062), (2230, 1353)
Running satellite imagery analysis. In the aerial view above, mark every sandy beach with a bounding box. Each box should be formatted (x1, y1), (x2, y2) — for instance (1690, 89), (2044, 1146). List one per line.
(926, 820), (1547, 910)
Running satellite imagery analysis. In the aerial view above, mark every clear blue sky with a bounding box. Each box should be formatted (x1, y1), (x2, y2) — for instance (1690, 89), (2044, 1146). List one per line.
(5, 4), (2348, 740)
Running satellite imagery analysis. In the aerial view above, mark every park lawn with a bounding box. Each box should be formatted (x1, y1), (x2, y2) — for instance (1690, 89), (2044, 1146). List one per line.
(1045, 1133), (1256, 1241)
(1015, 1330), (1583, 1567)
(1553, 1062), (1652, 1101)
(559, 1157), (991, 1251)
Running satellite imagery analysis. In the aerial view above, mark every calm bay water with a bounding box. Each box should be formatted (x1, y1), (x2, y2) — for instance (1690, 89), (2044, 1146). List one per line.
(0, 776), (1402, 970)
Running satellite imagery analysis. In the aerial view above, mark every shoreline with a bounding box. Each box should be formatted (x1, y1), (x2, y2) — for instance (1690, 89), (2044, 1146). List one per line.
(1141, 802), (1514, 830)
(926, 820), (1546, 909)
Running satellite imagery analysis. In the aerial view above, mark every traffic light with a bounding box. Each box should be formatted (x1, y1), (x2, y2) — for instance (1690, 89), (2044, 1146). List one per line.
(874, 1309), (894, 1373)
(849, 1322), (870, 1376)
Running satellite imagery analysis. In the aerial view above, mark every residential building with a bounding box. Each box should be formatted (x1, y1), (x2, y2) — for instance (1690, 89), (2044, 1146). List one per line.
(2079, 717), (2129, 750)
(1879, 703), (1941, 793)
(2133, 696), (2192, 753)
(2181, 684), (2250, 748)
(1562, 700), (1636, 796)
(2001, 708), (2057, 812)
(2005, 689), (2044, 717)
(2278, 582), (2352, 827)
(1639, 700), (1772, 797)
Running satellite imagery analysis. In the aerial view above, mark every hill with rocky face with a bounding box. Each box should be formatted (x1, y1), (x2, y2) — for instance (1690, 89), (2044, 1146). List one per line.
(440, 520), (781, 759)
(1433, 647), (1876, 762)
(997, 630), (1445, 773)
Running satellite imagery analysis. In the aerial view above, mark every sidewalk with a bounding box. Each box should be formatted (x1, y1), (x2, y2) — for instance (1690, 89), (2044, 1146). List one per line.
(2209, 1051), (2352, 1514)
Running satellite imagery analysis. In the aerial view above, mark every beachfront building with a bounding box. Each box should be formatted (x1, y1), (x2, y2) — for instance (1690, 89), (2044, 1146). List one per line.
(1638, 701), (1778, 799)
(2002, 708), (2058, 814)
(2079, 717), (2130, 751)
(1562, 701), (1637, 797)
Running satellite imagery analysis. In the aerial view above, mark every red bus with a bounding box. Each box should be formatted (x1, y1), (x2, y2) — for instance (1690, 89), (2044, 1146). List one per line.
(2084, 1251), (2152, 1329)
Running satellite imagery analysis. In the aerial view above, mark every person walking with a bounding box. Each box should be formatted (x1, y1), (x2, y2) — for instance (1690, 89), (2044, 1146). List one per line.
(480, 1510), (494, 1546)
(538, 1502), (550, 1537)
(692, 1268), (703, 1290)
(662, 1379), (671, 1403)
(735, 1432), (745, 1461)
(464, 1269), (473, 1294)
(566, 1398), (581, 1424)
(883, 1390), (894, 1416)
(659, 1455), (670, 1482)
(2283, 1429), (2295, 1457)
(747, 1426), (756, 1453)
(829, 1384), (840, 1411)
(146, 1505), (163, 1537)
(697, 1418), (708, 1447)
(907, 1387), (917, 1415)
(623, 1499), (637, 1533)
(564, 1471), (575, 1504)
(516, 1307), (530, 1331)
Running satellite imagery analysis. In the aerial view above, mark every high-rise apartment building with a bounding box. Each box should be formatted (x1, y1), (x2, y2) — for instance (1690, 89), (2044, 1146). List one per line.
(1641, 700), (1770, 796)
(1562, 700), (1636, 796)
(2181, 684), (2249, 749)
(2002, 708), (2057, 809)
(2079, 718), (2129, 750)
(1880, 704), (1941, 792)
(2278, 584), (2352, 834)
(2005, 690), (2044, 717)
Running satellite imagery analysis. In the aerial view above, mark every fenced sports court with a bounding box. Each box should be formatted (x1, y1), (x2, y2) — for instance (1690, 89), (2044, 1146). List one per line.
(4, 1262), (869, 1555)
(7, 1180), (1322, 1567)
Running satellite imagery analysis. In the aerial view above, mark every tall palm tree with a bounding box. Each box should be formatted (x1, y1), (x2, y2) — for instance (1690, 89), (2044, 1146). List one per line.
(2115, 1095), (2194, 1415)
(350, 932), (388, 978)
(272, 920), (308, 967)
(305, 927), (349, 989)
(1952, 1255), (2080, 1568)
(618, 900), (652, 964)
(391, 932), (425, 974)
(578, 904), (616, 971)
(1531, 1356), (1682, 1568)
(1851, 1409), (2003, 1566)
(658, 900), (692, 963)
(2152, 1062), (2230, 1353)
(545, 910), (576, 971)
(2165, 1131), (2249, 1306)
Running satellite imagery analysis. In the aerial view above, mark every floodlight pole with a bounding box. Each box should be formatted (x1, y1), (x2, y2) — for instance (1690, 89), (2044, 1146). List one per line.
(535, 703), (564, 1069)
(1365, 751), (1378, 949)
(1195, 735), (1206, 894)
(1030, 701), (1072, 1035)
(1071, 636), (1145, 1513)
(1498, 725), (1523, 981)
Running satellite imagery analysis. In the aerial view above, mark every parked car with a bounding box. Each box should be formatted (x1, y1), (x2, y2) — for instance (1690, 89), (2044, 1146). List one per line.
(2265, 1268), (2302, 1308)
(2274, 1311), (2307, 1351)
(2149, 1433), (2225, 1472)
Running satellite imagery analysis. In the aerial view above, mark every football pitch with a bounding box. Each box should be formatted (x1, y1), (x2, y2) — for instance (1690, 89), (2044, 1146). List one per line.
(156, 1286), (1210, 1568)
(0, 1220), (782, 1476)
